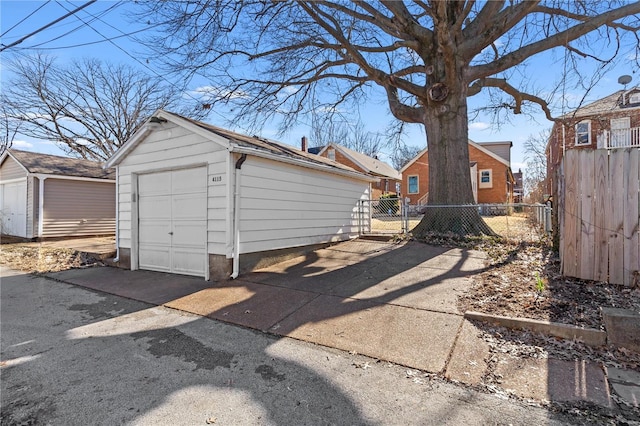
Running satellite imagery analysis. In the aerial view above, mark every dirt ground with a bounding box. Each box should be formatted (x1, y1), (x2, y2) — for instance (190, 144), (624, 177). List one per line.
(0, 242), (105, 273)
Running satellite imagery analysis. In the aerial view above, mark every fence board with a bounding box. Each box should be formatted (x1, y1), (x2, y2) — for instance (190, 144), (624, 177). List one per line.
(608, 150), (625, 285)
(562, 151), (579, 277)
(578, 150), (595, 280)
(559, 149), (639, 286)
(623, 149), (639, 286)
(593, 150), (609, 282)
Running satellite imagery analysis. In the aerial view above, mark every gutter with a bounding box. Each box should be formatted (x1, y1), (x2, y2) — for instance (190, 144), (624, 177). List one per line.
(229, 145), (377, 183)
(230, 153), (247, 279)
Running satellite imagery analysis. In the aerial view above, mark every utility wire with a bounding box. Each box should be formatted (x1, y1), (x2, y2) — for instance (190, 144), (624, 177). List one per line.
(0, 1), (51, 39)
(0, 0), (97, 52)
(19, 26), (160, 50)
(54, 1), (230, 123)
(22, 1), (122, 49)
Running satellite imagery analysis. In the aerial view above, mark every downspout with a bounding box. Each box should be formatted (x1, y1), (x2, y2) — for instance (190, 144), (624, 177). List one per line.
(113, 165), (120, 262)
(231, 153), (247, 279)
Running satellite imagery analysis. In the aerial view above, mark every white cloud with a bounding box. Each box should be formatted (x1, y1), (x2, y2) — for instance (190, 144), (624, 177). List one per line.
(469, 122), (490, 131)
(189, 85), (248, 101)
(11, 140), (34, 149)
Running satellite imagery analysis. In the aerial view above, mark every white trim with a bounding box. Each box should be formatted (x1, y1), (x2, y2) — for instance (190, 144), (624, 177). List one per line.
(401, 140), (512, 174)
(33, 173), (115, 184)
(407, 175), (419, 194)
(575, 120), (592, 146)
(479, 169), (493, 189)
(0, 151), (30, 174)
(229, 145), (377, 183)
(0, 177), (27, 184)
(105, 109), (231, 168)
(38, 176), (46, 237)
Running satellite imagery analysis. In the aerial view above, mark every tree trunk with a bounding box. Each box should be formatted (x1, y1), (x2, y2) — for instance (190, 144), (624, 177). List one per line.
(411, 87), (498, 238)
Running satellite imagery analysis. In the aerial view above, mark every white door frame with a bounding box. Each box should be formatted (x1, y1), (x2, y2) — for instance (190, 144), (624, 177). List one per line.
(132, 163), (209, 280)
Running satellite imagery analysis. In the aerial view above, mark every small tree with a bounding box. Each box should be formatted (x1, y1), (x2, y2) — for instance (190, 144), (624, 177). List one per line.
(523, 130), (550, 203)
(1, 54), (207, 161)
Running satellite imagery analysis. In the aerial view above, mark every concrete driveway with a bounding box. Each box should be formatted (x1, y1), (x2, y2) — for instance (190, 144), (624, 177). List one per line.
(48, 240), (486, 373)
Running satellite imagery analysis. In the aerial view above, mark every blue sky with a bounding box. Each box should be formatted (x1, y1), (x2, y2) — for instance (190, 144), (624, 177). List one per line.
(1, 1), (638, 172)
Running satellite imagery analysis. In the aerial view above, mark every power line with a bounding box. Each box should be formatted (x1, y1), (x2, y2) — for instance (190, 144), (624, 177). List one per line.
(19, 25), (160, 51)
(0, 0), (97, 52)
(22, 1), (122, 49)
(0, 1), (51, 39)
(53, 1), (229, 123)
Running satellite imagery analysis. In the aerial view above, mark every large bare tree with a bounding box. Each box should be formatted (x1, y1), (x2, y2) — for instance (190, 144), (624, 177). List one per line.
(1, 54), (206, 161)
(139, 1), (639, 235)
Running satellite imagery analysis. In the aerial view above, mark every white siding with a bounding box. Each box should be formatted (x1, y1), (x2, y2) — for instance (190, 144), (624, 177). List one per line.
(0, 156), (27, 181)
(117, 123), (228, 255)
(237, 156), (370, 254)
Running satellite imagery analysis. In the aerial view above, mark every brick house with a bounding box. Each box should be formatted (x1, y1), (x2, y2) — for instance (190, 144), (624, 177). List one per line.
(311, 142), (402, 199)
(546, 86), (640, 193)
(400, 140), (515, 205)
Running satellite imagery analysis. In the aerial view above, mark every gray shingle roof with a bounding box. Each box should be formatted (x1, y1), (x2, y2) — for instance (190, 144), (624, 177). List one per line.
(562, 87), (640, 119)
(173, 113), (363, 175)
(323, 143), (402, 180)
(8, 149), (115, 180)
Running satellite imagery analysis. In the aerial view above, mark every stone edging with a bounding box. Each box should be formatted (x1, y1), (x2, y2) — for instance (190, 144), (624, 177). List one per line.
(464, 311), (607, 347)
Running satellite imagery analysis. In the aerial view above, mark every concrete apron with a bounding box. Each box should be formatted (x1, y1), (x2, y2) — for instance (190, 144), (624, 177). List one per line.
(46, 239), (621, 408)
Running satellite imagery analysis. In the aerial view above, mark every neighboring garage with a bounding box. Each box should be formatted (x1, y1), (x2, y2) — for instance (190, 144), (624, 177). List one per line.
(105, 109), (376, 280)
(0, 149), (115, 239)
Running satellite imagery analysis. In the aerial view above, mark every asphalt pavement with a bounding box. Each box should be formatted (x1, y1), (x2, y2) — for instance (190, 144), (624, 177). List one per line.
(0, 265), (574, 425)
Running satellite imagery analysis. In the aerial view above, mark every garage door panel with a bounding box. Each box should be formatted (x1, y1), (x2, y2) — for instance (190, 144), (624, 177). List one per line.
(172, 221), (207, 246)
(171, 248), (206, 276)
(172, 168), (207, 193)
(137, 167), (207, 277)
(139, 246), (171, 272)
(139, 221), (171, 245)
(171, 194), (206, 220)
(0, 181), (27, 237)
(138, 172), (171, 196)
(139, 196), (171, 219)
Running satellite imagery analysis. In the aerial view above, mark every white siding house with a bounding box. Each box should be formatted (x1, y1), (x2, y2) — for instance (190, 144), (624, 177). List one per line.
(0, 150), (115, 239)
(105, 110), (375, 280)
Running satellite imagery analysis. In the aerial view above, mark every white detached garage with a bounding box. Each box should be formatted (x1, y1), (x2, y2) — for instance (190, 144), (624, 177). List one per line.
(105, 110), (375, 280)
(0, 149), (115, 239)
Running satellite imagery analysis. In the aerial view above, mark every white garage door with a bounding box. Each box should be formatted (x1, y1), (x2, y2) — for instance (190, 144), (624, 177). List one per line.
(138, 167), (207, 277)
(0, 181), (27, 238)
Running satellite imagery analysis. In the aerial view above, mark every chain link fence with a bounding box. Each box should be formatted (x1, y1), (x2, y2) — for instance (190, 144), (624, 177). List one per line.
(359, 198), (552, 242)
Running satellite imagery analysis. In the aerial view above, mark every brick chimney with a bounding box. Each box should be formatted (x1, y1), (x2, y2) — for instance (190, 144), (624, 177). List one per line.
(301, 136), (308, 152)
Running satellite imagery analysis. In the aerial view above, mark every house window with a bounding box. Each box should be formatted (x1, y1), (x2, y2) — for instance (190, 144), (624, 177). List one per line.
(575, 121), (591, 146)
(408, 175), (418, 194)
(327, 149), (336, 160)
(479, 169), (492, 189)
(629, 93), (640, 104)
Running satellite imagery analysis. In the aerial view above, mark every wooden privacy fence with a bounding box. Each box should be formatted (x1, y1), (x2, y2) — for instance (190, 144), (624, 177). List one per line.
(558, 148), (639, 286)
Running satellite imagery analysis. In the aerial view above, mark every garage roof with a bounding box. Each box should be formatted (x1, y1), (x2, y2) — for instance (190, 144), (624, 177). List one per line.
(3, 149), (114, 180)
(106, 110), (376, 182)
